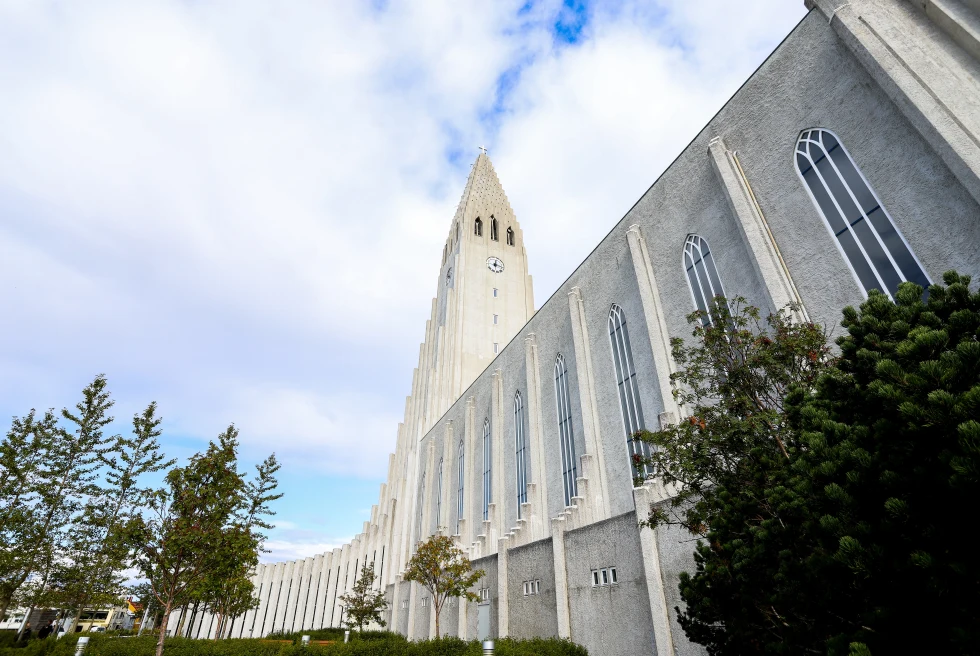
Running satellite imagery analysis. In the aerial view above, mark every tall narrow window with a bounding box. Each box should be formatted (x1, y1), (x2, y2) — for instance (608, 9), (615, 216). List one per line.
(490, 217), (499, 241)
(474, 218), (483, 237)
(796, 129), (930, 299)
(483, 418), (492, 521)
(608, 305), (651, 477)
(554, 354), (578, 506)
(683, 235), (726, 325)
(514, 391), (528, 517)
(435, 457), (443, 531)
(456, 440), (465, 535)
(456, 222), (460, 243)
(415, 471), (426, 545)
(506, 227), (515, 246)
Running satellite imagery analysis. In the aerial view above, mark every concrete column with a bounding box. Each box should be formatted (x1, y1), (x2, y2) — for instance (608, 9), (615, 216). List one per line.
(497, 536), (510, 637)
(286, 558), (305, 632)
(625, 224), (683, 423)
(705, 140), (808, 320)
(491, 369), (506, 549)
(463, 397), (477, 546)
(550, 516), (572, 639)
(325, 548), (343, 628)
(311, 552), (331, 630)
(271, 561), (295, 634)
(524, 333), (550, 540)
(332, 544), (350, 628)
(295, 556), (315, 631)
(806, 0), (980, 206)
(406, 580), (418, 639)
(633, 482), (678, 656)
(234, 566), (265, 637)
(261, 562), (284, 637)
(440, 421), (455, 534)
(567, 286), (611, 520)
(421, 441), (437, 544)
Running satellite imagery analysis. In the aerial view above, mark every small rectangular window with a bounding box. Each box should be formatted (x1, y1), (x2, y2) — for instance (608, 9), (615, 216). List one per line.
(610, 567), (618, 584)
(493, 314), (498, 324)
(534, 580), (540, 594)
(601, 568), (609, 585)
(493, 343), (498, 353)
(592, 570), (599, 586)
(493, 288), (498, 297)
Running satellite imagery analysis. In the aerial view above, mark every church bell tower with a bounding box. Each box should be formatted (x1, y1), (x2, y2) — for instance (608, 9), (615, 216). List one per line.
(418, 150), (535, 434)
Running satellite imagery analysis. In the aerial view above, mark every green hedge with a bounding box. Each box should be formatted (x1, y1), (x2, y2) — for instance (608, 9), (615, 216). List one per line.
(0, 634), (587, 656)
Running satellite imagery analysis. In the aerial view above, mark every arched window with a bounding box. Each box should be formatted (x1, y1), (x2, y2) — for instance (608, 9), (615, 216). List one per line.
(474, 218), (483, 237)
(608, 305), (651, 478)
(490, 217), (499, 241)
(514, 391), (528, 517)
(456, 440), (465, 535)
(796, 129), (930, 299)
(506, 227), (515, 246)
(435, 457), (443, 531)
(554, 354), (578, 507)
(415, 470), (426, 545)
(683, 235), (726, 325)
(483, 418), (492, 521)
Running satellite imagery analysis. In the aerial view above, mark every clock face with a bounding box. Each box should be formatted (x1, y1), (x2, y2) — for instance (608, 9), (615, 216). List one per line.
(486, 257), (504, 273)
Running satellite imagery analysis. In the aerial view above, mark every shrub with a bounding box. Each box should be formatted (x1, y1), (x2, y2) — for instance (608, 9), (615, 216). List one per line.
(0, 634), (586, 656)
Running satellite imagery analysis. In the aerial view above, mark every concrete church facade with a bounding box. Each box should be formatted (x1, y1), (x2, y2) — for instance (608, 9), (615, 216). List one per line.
(172, 1), (980, 654)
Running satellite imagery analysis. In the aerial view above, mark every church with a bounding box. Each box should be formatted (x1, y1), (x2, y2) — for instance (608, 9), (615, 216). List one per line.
(171, 1), (980, 653)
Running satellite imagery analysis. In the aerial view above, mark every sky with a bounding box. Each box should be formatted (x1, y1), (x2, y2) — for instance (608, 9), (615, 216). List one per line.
(0, 0), (807, 563)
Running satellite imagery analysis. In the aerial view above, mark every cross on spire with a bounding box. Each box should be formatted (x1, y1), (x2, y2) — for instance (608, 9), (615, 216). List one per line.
(478, 145), (488, 156)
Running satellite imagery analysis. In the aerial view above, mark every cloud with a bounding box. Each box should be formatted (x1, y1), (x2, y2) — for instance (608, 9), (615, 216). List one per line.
(0, 0), (808, 545)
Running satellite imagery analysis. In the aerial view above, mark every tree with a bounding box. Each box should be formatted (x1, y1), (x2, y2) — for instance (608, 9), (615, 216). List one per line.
(779, 273), (979, 653)
(339, 563), (388, 635)
(0, 409), (57, 625)
(638, 274), (979, 654)
(58, 401), (174, 634)
(1, 376), (117, 640)
(635, 298), (829, 533)
(130, 425), (247, 656)
(403, 535), (484, 639)
(201, 454), (282, 639)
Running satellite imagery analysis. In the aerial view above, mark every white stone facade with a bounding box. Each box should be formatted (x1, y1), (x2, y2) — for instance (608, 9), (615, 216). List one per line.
(174, 2), (980, 654)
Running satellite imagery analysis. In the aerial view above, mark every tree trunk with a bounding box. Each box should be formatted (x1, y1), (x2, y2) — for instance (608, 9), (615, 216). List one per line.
(67, 603), (84, 635)
(15, 605), (35, 641)
(0, 596), (12, 634)
(213, 612), (224, 640)
(434, 602), (440, 639)
(155, 604), (171, 656)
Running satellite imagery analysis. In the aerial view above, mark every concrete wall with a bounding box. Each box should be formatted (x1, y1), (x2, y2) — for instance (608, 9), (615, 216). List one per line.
(507, 537), (559, 639)
(566, 512), (659, 656)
